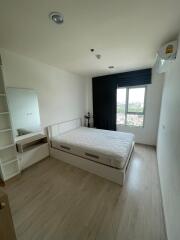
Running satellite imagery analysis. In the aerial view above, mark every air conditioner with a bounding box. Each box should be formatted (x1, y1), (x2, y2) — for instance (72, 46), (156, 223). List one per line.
(154, 40), (178, 73)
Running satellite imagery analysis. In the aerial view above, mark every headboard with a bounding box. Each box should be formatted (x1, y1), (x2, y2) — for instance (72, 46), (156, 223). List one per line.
(47, 118), (82, 141)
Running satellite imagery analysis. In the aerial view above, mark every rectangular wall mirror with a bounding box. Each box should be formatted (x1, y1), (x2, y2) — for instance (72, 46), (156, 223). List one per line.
(6, 88), (41, 140)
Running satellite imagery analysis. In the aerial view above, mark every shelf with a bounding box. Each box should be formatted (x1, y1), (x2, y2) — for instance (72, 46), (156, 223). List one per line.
(0, 128), (12, 133)
(1, 160), (20, 181)
(0, 69), (5, 94)
(0, 96), (8, 112)
(0, 145), (17, 164)
(0, 114), (11, 130)
(0, 66), (19, 182)
(0, 111), (9, 115)
(1, 158), (18, 166)
(0, 131), (14, 149)
(0, 144), (15, 151)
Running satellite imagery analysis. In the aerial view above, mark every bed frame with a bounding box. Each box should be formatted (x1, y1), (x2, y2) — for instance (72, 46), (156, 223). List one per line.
(47, 118), (134, 186)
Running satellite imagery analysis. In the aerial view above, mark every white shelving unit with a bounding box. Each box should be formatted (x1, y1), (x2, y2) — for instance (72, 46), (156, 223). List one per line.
(0, 58), (20, 181)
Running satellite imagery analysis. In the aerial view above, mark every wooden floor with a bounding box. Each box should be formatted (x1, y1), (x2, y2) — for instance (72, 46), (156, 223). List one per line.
(5, 144), (167, 240)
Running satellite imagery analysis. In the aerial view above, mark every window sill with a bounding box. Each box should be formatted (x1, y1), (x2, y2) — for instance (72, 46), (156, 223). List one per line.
(116, 124), (144, 129)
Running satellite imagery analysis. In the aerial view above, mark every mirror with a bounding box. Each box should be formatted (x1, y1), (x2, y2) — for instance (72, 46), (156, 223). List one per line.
(6, 88), (41, 139)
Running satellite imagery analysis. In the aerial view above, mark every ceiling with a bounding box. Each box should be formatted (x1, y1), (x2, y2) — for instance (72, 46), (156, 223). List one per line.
(0, 0), (180, 77)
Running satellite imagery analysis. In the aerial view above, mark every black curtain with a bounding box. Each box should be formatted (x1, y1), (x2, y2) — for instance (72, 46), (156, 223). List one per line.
(92, 76), (117, 130)
(92, 68), (152, 131)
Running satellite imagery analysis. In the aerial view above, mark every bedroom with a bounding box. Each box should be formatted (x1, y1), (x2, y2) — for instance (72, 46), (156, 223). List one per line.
(0, 0), (180, 240)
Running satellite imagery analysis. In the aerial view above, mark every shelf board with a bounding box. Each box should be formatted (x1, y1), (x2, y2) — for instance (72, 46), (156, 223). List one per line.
(0, 111), (9, 115)
(1, 158), (18, 166)
(0, 128), (12, 133)
(0, 144), (15, 151)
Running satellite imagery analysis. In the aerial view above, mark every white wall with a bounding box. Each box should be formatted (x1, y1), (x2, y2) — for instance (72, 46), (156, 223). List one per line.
(157, 34), (180, 240)
(0, 49), (87, 130)
(87, 69), (164, 146)
(117, 69), (164, 145)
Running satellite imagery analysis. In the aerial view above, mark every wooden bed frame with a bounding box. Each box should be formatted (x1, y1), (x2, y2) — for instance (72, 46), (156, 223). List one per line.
(47, 118), (134, 186)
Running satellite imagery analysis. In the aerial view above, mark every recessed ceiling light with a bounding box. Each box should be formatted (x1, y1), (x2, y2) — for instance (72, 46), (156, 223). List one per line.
(49, 12), (64, 24)
(108, 66), (114, 69)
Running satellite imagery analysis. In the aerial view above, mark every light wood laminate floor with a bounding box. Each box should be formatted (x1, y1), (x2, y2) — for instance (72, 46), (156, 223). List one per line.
(5, 144), (167, 240)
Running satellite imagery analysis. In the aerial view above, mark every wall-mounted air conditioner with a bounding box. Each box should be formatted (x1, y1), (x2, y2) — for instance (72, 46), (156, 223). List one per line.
(154, 40), (178, 73)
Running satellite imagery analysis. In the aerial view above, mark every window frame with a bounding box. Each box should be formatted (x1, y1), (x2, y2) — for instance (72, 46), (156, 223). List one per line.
(117, 85), (147, 128)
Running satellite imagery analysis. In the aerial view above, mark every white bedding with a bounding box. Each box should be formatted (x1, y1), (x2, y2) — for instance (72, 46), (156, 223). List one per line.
(51, 127), (134, 169)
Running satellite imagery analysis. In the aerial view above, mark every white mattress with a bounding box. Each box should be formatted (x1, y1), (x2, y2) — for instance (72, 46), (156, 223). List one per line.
(51, 127), (134, 169)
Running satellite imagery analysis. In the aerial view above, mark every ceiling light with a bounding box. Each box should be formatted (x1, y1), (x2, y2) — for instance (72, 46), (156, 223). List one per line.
(49, 12), (64, 24)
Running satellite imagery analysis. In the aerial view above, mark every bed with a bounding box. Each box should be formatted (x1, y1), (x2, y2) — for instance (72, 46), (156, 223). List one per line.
(48, 118), (135, 185)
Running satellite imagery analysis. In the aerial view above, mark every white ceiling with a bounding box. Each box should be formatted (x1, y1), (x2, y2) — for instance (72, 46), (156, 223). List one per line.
(0, 0), (180, 77)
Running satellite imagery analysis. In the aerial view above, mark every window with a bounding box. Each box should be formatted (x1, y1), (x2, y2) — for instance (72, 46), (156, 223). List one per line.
(117, 86), (146, 127)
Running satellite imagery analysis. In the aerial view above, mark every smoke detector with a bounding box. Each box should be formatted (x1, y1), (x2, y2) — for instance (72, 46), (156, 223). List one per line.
(96, 54), (101, 60)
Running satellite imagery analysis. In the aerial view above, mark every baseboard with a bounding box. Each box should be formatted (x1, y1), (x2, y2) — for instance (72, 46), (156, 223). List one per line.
(156, 153), (168, 240)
